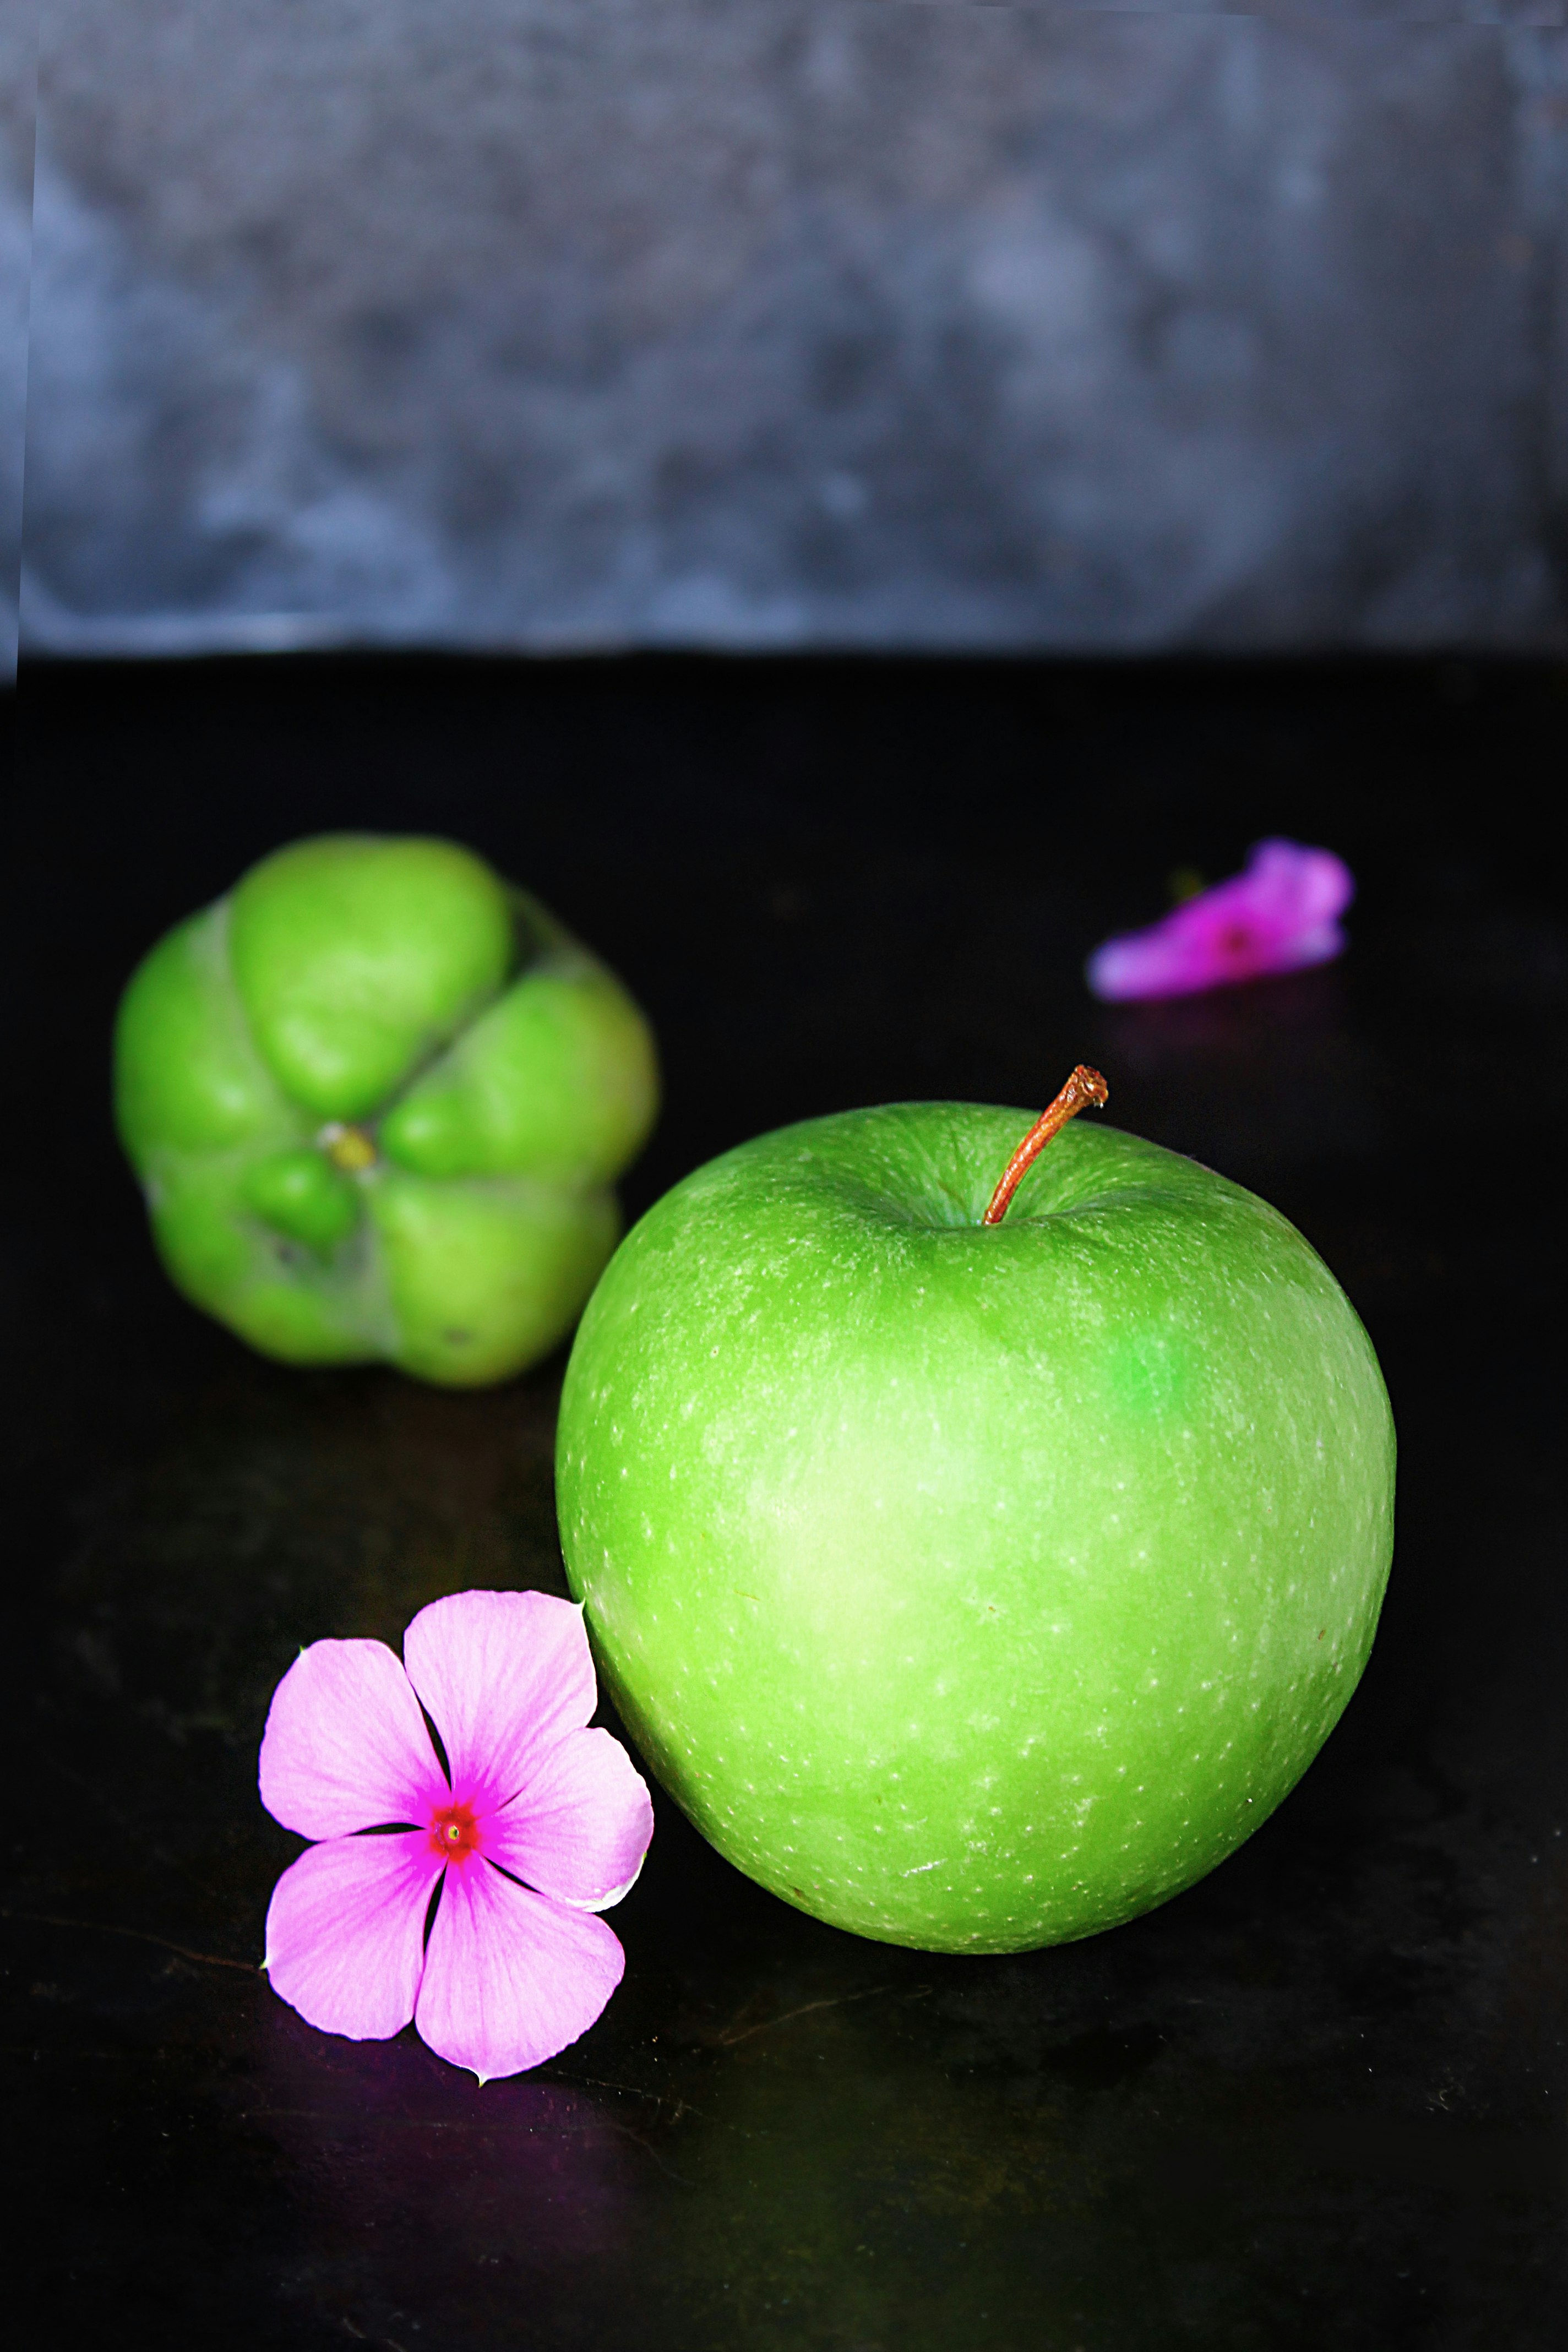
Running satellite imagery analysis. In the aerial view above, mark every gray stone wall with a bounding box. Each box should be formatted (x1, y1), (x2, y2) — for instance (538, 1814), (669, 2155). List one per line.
(16, 3), (1568, 658)
(0, 0), (34, 678)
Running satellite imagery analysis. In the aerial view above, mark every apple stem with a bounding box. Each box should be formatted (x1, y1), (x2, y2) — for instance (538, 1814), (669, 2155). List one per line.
(982, 1066), (1109, 1226)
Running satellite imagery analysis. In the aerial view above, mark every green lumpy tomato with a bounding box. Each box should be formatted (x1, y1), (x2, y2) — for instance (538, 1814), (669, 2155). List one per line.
(116, 834), (658, 1386)
(556, 1102), (1395, 1953)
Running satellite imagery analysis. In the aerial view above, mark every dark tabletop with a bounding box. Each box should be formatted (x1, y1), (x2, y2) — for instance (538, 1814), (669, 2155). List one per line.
(6, 655), (1566, 2351)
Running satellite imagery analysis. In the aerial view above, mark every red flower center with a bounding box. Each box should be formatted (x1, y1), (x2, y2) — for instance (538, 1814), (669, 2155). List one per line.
(430, 1800), (482, 1864)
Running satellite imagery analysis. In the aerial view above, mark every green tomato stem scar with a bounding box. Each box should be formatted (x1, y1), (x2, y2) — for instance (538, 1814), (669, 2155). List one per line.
(318, 1121), (378, 1174)
(982, 1065), (1109, 1227)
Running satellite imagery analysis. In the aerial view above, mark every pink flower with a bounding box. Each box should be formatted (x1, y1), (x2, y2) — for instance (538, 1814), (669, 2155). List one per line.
(258, 1590), (654, 2083)
(1086, 839), (1354, 1003)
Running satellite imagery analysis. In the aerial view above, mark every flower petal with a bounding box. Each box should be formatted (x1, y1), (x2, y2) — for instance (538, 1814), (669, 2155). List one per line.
(486, 1731), (658, 1909)
(484, 1728), (654, 1912)
(1246, 837), (1355, 927)
(259, 1637), (447, 1838)
(264, 1831), (441, 2041)
(414, 1857), (625, 2081)
(1086, 839), (1354, 1003)
(402, 1589), (597, 1811)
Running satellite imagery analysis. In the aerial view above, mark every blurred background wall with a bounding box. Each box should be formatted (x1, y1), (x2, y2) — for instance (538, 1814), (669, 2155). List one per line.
(0, 1), (34, 678)
(17, 1), (1568, 665)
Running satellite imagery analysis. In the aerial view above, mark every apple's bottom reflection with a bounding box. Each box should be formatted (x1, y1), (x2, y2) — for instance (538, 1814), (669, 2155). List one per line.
(242, 1945), (1482, 2351)
(250, 1998), (649, 2336)
(246, 1971), (1111, 2349)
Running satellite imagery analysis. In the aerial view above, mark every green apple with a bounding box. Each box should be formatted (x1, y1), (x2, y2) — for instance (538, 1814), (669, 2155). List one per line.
(556, 1096), (1394, 1953)
(115, 834), (658, 1386)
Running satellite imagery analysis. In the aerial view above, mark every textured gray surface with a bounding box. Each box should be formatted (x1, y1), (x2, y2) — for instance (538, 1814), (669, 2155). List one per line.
(0, 0), (35, 680)
(19, 2), (1568, 654)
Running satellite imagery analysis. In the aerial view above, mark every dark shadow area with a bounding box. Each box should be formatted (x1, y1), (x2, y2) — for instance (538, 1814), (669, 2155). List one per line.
(4, 652), (1566, 2349)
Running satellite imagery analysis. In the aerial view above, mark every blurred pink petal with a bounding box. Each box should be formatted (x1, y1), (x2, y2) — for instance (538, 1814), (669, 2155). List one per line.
(486, 1727), (656, 1912)
(1086, 839), (1354, 1003)
(402, 1589), (596, 1810)
(258, 1588), (651, 2079)
(415, 1854), (627, 2082)
(259, 1637), (446, 1839)
(264, 1831), (440, 2041)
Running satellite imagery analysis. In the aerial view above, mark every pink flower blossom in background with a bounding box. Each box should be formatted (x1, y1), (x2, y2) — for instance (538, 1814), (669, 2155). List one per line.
(259, 1590), (654, 2082)
(1086, 839), (1355, 1003)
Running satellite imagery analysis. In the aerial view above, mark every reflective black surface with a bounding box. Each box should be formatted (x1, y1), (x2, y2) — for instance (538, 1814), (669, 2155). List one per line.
(7, 656), (1566, 2348)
